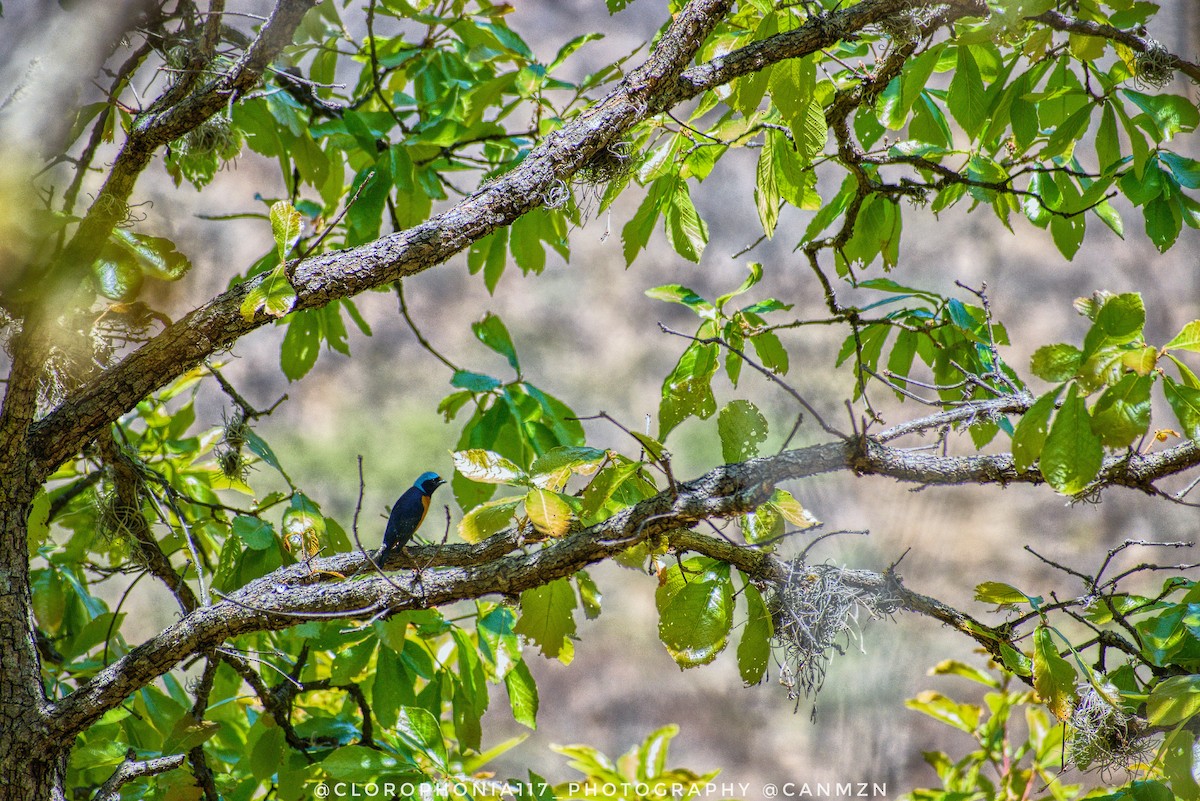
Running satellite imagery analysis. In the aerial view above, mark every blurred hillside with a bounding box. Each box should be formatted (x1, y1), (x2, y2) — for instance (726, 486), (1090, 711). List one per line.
(3, 0), (1199, 792)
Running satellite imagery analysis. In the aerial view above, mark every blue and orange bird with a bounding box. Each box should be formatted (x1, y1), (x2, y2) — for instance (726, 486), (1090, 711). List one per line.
(378, 472), (446, 563)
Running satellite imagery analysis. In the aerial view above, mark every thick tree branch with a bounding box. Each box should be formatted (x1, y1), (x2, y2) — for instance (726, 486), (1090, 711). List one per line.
(655, 0), (988, 111)
(29, 0), (734, 480)
(44, 454), (772, 748)
(42, 408), (1200, 746)
(1032, 10), (1200, 84)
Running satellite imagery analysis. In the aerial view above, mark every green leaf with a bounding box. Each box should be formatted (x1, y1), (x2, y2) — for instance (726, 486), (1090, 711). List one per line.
(250, 726), (285, 781)
(1148, 675), (1200, 727)
(1050, 210), (1085, 260)
(549, 32), (603, 72)
(1123, 90), (1200, 141)
(240, 265), (297, 321)
(575, 570), (602, 620)
(1165, 321), (1200, 353)
(451, 370), (502, 392)
(580, 460), (642, 520)
(737, 583), (772, 686)
(1163, 729), (1200, 801)
(947, 46), (987, 139)
(477, 603), (520, 680)
(396, 706), (448, 769)
(645, 284), (714, 315)
(974, 582), (1030, 605)
(1145, 194), (1183, 253)
(716, 263), (764, 311)
(1096, 102), (1122, 172)
(1164, 377), (1200, 439)
(319, 744), (404, 781)
(1040, 384), (1103, 494)
(459, 497), (521, 543)
(740, 503), (782, 545)
(108, 230), (192, 281)
(472, 312), (520, 374)
(1012, 387), (1062, 473)
(468, 229), (509, 294)
(1041, 104), (1091, 160)
(514, 579), (578, 662)
(904, 690), (982, 734)
(504, 660), (539, 729)
(929, 659), (1003, 688)
(453, 449), (529, 485)
(750, 330), (789, 374)
(345, 167), (391, 247)
(524, 488), (572, 537)
(1030, 343), (1081, 382)
(658, 340), (719, 439)
(1096, 293), (1145, 341)
(91, 257), (142, 301)
(1032, 626), (1077, 720)
(26, 490), (49, 555)
(233, 515), (275, 551)
(767, 488), (819, 529)
(655, 558), (733, 668)
(269, 200), (302, 263)
(622, 180), (665, 266)
(717, 400), (768, 463)
(1093, 199), (1125, 239)
(279, 309), (319, 381)
(663, 179), (708, 262)
(1161, 151), (1200, 189)
(754, 131), (780, 238)
(1090, 373), (1152, 448)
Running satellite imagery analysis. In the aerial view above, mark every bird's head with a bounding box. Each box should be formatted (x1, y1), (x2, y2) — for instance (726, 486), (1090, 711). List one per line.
(414, 471), (446, 495)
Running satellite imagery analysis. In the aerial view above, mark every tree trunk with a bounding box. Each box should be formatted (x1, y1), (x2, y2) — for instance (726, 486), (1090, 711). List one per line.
(0, 499), (63, 799)
(0, 752), (66, 801)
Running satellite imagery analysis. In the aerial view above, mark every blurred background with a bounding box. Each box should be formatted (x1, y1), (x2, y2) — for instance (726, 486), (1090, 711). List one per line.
(3, 0), (1199, 792)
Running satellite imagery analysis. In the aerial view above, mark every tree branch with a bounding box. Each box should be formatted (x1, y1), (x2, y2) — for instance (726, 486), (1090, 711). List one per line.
(44, 453), (772, 748)
(46, 0), (318, 303)
(30, 0), (735, 480)
(93, 752), (186, 801)
(1032, 10), (1200, 84)
(42, 408), (1200, 747)
(655, 0), (988, 111)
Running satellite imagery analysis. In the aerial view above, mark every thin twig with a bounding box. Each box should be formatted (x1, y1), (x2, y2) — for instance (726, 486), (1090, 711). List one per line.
(658, 322), (846, 438)
(394, 281), (460, 371)
(297, 169), (377, 261)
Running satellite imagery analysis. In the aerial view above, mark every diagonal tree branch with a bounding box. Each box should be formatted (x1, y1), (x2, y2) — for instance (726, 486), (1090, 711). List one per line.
(43, 452), (772, 747)
(32, 0), (972, 481)
(41, 401), (1200, 747)
(655, 0), (988, 111)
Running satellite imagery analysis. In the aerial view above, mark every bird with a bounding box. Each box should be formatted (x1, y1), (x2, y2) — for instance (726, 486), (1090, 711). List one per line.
(378, 471), (446, 563)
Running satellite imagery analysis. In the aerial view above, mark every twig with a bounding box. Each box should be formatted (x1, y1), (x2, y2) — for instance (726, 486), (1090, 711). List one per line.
(297, 169), (377, 261)
(208, 364), (287, 419)
(799, 528), (868, 561)
(394, 281), (460, 371)
(658, 322), (846, 438)
(569, 411), (677, 494)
